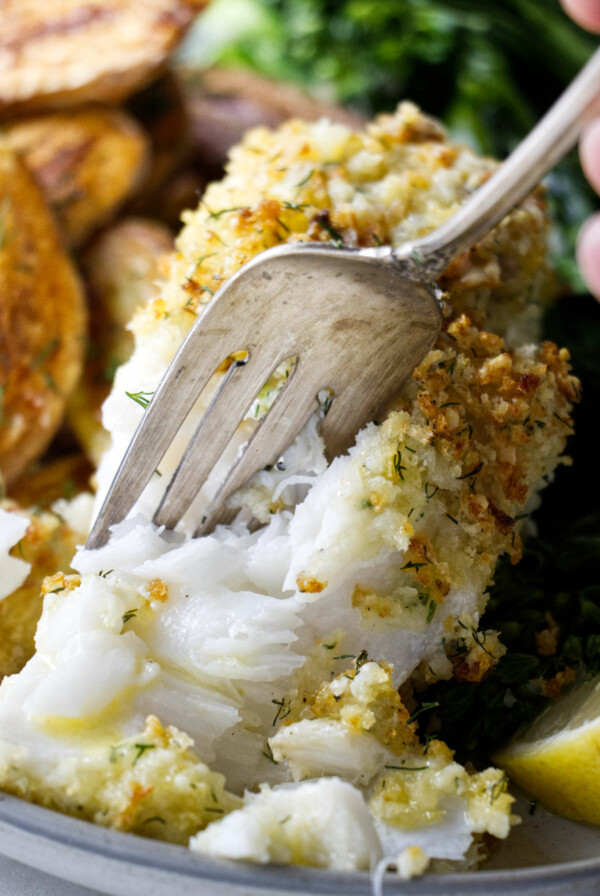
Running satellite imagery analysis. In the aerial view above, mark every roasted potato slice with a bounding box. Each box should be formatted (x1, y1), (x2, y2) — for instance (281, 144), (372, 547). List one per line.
(4, 107), (150, 248)
(129, 164), (206, 229)
(0, 497), (87, 681)
(180, 66), (366, 171)
(126, 72), (192, 215)
(68, 218), (173, 465)
(83, 218), (173, 338)
(8, 453), (93, 509)
(0, 0), (208, 115)
(0, 148), (87, 486)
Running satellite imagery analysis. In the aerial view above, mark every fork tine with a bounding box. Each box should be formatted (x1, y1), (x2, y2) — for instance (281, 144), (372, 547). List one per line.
(153, 353), (288, 530)
(88, 242), (442, 550)
(86, 323), (247, 550)
(195, 360), (320, 535)
(320, 375), (394, 461)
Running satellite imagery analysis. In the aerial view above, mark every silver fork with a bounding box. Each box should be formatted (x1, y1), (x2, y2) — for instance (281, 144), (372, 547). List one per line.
(87, 47), (600, 549)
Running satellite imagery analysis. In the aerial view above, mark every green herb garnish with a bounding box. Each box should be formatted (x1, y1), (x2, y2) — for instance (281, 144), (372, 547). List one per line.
(125, 390), (154, 409)
(133, 743), (155, 765)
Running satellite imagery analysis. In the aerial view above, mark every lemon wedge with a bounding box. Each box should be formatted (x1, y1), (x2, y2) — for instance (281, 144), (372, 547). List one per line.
(494, 674), (600, 823)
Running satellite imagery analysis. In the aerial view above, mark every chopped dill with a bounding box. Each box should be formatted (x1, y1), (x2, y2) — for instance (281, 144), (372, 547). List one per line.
(133, 743), (155, 765)
(282, 201), (309, 211)
(472, 628), (495, 658)
(271, 697), (291, 726)
(142, 816), (166, 825)
(109, 745), (124, 764)
(407, 701), (440, 725)
(205, 205), (245, 219)
(262, 743), (278, 764)
(553, 412), (571, 427)
(457, 461), (483, 481)
(125, 390), (154, 409)
(393, 446), (406, 480)
(424, 482), (439, 501)
(319, 391), (333, 415)
(355, 649), (369, 670)
(190, 253), (217, 274)
(316, 213), (343, 247)
(296, 169), (314, 188)
(423, 733), (436, 754)
(488, 775), (508, 803)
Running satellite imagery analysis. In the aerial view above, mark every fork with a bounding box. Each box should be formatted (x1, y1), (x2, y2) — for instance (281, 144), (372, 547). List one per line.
(87, 47), (600, 550)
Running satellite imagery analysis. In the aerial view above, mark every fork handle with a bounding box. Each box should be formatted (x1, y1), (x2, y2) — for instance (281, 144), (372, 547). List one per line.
(392, 45), (600, 281)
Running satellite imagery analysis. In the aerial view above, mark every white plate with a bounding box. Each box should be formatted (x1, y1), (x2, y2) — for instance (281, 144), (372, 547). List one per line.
(1, 791), (600, 896)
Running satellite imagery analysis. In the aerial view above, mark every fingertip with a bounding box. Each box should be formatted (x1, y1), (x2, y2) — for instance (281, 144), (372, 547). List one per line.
(577, 213), (600, 300)
(580, 120), (600, 195)
(560, 0), (600, 31)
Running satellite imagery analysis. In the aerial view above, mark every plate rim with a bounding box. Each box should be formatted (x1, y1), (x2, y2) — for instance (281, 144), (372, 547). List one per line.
(1, 791), (600, 896)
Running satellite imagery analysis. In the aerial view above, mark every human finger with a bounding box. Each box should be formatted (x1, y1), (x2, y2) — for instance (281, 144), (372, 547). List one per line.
(560, 0), (600, 32)
(577, 212), (600, 298)
(580, 119), (600, 195)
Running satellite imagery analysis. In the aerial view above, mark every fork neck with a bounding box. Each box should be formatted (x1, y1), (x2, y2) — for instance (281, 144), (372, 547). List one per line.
(389, 45), (600, 283)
